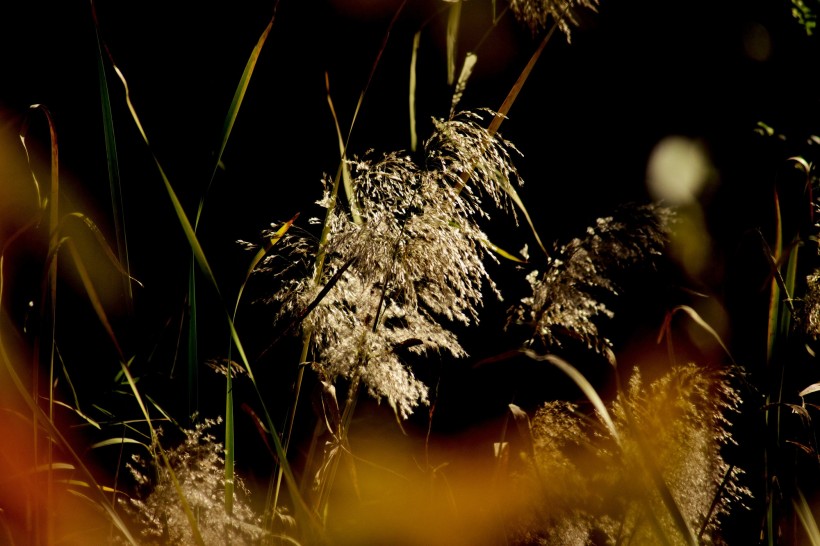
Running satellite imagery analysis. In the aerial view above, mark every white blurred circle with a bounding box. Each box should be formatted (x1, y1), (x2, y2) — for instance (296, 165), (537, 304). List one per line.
(646, 136), (711, 205)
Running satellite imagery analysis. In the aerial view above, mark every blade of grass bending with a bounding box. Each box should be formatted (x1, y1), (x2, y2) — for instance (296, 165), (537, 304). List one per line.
(119, 362), (206, 546)
(65, 240), (125, 360)
(794, 488), (820, 546)
(189, 10), (276, 515)
(514, 355), (695, 543)
(51, 399), (101, 430)
(16, 114), (49, 539)
(520, 350), (619, 442)
(93, 20), (132, 310)
(197, 9), (277, 229)
(663, 305), (735, 365)
(62, 212), (143, 288)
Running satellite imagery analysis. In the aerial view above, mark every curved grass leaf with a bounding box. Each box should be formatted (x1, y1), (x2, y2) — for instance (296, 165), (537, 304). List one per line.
(520, 349), (619, 442)
(93, 17), (132, 309)
(90, 437), (149, 451)
(794, 488), (820, 546)
(660, 305), (735, 365)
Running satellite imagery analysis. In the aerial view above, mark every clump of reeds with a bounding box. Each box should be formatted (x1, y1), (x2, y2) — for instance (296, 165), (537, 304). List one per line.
(118, 418), (274, 545)
(507, 363), (749, 545)
(508, 203), (674, 359)
(245, 109), (522, 420)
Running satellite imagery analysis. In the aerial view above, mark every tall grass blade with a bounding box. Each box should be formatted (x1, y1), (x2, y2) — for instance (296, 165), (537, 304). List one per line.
(65, 239), (125, 360)
(794, 488), (820, 546)
(781, 240), (800, 337)
(93, 18), (320, 537)
(767, 189), (783, 365)
(326, 74), (361, 224)
(197, 11), (276, 227)
(190, 11), (276, 516)
(486, 29), (556, 258)
(93, 18), (132, 310)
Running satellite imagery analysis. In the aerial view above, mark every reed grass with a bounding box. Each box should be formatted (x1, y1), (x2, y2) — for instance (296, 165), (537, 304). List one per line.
(2, 1), (819, 544)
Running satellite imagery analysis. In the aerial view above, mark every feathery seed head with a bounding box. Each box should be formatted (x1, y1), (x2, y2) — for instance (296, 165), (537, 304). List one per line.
(250, 110), (522, 418)
(509, 0), (600, 41)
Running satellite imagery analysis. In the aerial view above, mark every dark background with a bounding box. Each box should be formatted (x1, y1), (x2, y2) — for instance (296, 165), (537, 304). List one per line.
(3, 0), (820, 540)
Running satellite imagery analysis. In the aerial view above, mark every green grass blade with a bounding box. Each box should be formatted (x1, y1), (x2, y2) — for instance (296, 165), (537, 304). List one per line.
(94, 19), (132, 309)
(65, 239), (125, 360)
(97, 40), (320, 537)
(794, 488), (820, 546)
(326, 74), (361, 225)
(781, 239), (800, 337)
(197, 13), (276, 229)
(767, 189), (783, 365)
(51, 399), (101, 430)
